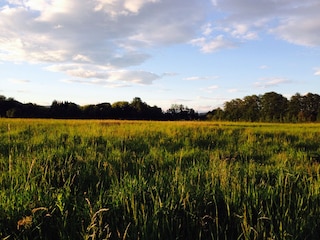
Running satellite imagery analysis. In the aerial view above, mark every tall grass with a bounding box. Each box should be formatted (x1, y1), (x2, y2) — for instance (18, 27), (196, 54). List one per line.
(0, 119), (319, 239)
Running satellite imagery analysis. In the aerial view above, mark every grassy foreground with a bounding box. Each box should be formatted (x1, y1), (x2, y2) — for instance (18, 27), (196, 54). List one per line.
(0, 119), (319, 239)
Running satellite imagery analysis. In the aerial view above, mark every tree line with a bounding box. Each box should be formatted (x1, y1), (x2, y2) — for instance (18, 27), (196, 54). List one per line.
(0, 96), (199, 120)
(1, 92), (320, 122)
(207, 92), (320, 122)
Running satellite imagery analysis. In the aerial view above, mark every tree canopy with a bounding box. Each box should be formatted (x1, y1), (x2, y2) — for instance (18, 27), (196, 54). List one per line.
(207, 92), (320, 122)
(1, 92), (320, 122)
(0, 96), (187, 120)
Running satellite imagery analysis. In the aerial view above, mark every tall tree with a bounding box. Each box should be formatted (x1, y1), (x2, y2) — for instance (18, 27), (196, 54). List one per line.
(260, 92), (288, 122)
(301, 93), (320, 121)
(287, 93), (303, 122)
(224, 98), (244, 121)
(112, 101), (131, 119)
(242, 95), (261, 122)
(130, 97), (148, 119)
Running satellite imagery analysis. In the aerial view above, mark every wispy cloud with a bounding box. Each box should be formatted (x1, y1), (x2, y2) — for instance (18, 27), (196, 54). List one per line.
(62, 78), (132, 88)
(190, 35), (237, 53)
(201, 23), (213, 36)
(314, 68), (320, 76)
(259, 65), (269, 69)
(47, 63), (161, 85)
(201, 85), (219, 93)
(161, 72), (179, 77)
(254, 77), (291, 88)
(183, 76), (219, 81)
(227, 88), (240, 93)
(9, 78), (31, 84)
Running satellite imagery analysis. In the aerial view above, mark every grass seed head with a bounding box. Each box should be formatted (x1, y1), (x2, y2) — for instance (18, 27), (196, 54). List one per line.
(17, 216), (33, 230)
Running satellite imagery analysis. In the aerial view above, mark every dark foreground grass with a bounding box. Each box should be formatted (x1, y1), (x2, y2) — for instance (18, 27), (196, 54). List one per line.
(0, 119), (319, 239)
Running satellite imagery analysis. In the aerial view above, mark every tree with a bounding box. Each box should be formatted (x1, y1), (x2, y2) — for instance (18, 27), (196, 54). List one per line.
(287, 93), (303, 122)
(260, 92), (288, 122)
(206, 108), (224, 120)
(242, 95), (260, 121)
(50, 101), (81, 118)
(112, 101), (131, 119)
(130, 97), (148, 119)
(223, 98), (244, 121)
(166, 104), (198, 120)
(96, 103), (112, 119)
(302, 93), (320, 121)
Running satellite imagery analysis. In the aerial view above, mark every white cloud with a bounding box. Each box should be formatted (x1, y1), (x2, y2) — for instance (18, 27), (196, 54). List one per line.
(227, 88), (240, 93)
(208, 85), (219, 90)
(272, 17), (320, 47)
(202, 23), (213, 36)
(201, 85), (219, 93)
(254, 77), (291, 88)
(94, 0), (160, 16)
(2, 0), (320, 92)
(72, 54), (92, 63)
(211, 0), (320, 47)
(107, 70), (160, 84)
(259, 65), (269, 69)
(183, 76), (219, 81)
(190, 35), (236, 53)
(229, 23), (258, 40)
(62, 78), (131, 88)
(0, 0), (206, 83)
(50, 63), (160, 85)
(314, 68), (320, 76)
(161, 72), (178, 77)
(9, 78), (31, 84)
(184, 76), (208, 81)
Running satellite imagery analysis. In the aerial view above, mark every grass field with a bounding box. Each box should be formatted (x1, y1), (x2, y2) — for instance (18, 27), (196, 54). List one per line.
(0, 119), (319, 239)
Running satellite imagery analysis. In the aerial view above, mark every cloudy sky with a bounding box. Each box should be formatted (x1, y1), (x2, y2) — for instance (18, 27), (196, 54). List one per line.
(1, 0), (320, 112)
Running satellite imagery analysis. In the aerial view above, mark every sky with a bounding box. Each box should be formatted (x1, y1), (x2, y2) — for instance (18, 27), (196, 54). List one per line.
(1, 0), (320, 112)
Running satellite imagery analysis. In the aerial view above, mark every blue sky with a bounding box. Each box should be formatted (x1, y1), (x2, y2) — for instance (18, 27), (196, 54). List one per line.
(1, 0), (320, 112)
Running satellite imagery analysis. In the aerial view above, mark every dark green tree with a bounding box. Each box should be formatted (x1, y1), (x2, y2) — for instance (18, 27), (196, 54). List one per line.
(50, 101), (81, 118)
(260, 92), (288, 122)
(287, 93), (303, 122)
(130, 97), (148, 119)
(111, 101), (131, 119)
(301, 93), (320, 121)
(166, 104), (198, 120)
(242, 95), (261, 121)
(223, 98), (244, 121)
(206, 108), (224, 120)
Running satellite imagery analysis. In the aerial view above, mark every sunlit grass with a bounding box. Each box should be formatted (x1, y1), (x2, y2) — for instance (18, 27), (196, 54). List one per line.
(0, 119), (319, 239)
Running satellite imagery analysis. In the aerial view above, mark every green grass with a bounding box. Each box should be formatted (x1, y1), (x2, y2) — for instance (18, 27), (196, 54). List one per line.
(0, 119), (319, 239)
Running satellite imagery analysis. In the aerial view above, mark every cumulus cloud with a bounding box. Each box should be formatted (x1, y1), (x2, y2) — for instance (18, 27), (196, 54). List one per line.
(271, 17), (320, 47)
(2, 0), (320, 89)
(208, 0), (320, 47)
(62, 78), (131, 88)
(201, 23), (213, 36)
(0, 0), (205, 84)
(52, 63), (161, 86)
(47, 62), (160, 84)
(190, 35), (236, 53)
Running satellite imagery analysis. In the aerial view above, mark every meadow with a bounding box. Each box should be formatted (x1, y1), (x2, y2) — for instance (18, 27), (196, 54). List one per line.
(0, 119), (319, 239)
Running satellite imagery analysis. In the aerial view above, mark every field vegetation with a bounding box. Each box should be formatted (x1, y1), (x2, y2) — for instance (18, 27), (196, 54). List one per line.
(0, 119), (319, 239)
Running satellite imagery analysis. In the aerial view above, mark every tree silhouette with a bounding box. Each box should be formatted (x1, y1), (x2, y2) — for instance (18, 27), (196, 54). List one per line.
(1, 92), (319, 122)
